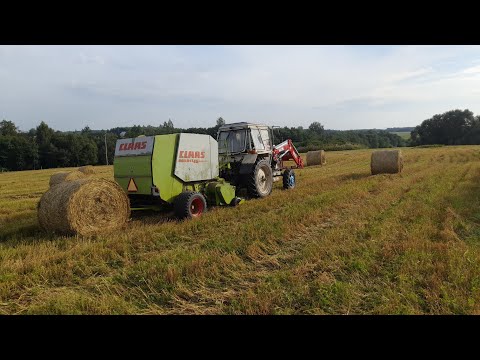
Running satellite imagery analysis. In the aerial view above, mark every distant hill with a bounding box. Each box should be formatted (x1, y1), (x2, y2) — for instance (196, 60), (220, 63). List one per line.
(386, 127), (415, 132)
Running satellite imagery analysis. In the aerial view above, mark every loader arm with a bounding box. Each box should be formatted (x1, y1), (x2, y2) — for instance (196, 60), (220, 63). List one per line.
(272, 139), (304, 169)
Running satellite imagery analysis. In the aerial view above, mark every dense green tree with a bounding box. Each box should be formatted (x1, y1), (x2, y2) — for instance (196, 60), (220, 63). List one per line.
(216, 117), (226, 127)
(0, 135), (39, 171)
(459, 116), (480, 144)
(411, 109), (477, 146)
(162, 119), (174, 130)
(35, 121), (54, 146)
(81, 126), (92, 135)
(0, 120), (18, 136)
(34, 122), (57, 168)
(308, 121), (324, 135)
(127, 125), (143, 138)
(77, 135), (98, 166)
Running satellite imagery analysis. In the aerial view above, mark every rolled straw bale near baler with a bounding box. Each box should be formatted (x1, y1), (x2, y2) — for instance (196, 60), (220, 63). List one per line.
(49, 171), (87, 187)
(370, 150), (404, 175)
(78, 165), (95, 175)
(38, 178), (130, 236)
(306, 150), (326, 166)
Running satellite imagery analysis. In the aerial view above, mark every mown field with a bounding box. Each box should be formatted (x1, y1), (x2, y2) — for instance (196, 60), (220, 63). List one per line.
(390, 131), (411, 140)
(1, 146), (480, 314)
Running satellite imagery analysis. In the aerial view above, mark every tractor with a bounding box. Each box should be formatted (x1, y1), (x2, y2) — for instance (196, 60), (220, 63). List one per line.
(217, 122), (304, 197)
(113, 123), (304, 219)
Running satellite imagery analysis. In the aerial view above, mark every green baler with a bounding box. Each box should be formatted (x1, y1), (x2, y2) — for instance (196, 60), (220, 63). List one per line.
(114, 133), (239, 219)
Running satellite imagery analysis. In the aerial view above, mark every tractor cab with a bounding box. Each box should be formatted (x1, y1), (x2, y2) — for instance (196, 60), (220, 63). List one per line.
(217, 122), (273, 158)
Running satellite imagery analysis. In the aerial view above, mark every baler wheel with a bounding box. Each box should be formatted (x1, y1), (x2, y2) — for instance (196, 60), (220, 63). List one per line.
(230, 197), (242, 207)
(174, 191), (207, 219)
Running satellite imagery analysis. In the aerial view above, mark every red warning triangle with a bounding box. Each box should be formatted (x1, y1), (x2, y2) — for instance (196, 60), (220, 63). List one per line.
(127, 178), (138, 192)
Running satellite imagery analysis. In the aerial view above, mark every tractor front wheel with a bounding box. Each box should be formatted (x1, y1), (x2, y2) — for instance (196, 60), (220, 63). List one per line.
(174, 191), (207, 219)
(283, 169), (296, 189)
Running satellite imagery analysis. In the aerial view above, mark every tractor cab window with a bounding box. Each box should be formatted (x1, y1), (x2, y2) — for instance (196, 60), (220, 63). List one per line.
(260, 129), (271, 150)
(249, 127), (271, 151)
(218, 130), (247, 154)
(250, 128), (265, 150)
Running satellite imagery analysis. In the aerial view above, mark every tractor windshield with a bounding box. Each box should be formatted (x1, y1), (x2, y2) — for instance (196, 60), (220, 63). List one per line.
(218, 130), (247, 154)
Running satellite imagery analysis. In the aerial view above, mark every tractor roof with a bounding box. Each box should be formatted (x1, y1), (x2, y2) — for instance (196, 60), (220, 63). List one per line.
(218, 122), (270, 131)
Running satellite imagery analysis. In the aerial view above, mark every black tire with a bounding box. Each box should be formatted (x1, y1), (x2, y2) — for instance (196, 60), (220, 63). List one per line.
(230, 197), (242, 207)
(246, 159), (273, 198)
(283, 169), (296, 189)
(174, 191), (207, 219)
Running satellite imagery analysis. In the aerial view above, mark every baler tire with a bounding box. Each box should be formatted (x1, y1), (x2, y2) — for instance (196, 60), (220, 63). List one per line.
(246, 159), (273, 198)
(283, 169), (296, 189)
(174, 191), (207, 219)
(230, 197), (242, 207)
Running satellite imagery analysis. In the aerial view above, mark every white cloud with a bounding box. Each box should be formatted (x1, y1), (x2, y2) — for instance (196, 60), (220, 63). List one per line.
(385, 67), (434, 83)
(461, 65), (480, 75)
(79, 52), (106, 65)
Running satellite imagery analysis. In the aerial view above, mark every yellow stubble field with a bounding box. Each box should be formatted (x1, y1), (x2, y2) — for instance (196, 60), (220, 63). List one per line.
(1, 146), (480, 314)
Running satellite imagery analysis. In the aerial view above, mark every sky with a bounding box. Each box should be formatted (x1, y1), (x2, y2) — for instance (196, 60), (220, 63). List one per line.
(1, 45), (480, 132)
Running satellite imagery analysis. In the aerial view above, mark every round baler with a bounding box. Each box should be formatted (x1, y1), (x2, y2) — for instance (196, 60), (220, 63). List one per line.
(113, 133), (238, 219)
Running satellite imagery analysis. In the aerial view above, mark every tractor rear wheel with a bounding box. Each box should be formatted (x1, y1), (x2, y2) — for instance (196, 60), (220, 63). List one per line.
(174, 191), (207, 219)
(283, 169), (296, 189)
(246, 159), (273, 198)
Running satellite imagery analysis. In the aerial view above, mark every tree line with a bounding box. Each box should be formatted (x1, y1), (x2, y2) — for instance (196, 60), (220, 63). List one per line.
(411, 109), (480, 146)
(0, 117), (406, 172)
(273, 123), (406, 153)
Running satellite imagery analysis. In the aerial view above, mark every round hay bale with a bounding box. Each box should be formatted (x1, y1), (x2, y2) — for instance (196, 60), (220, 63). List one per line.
(38, 178), (130, 236)
(306, 150), (326, 166)
(78, 165), (95, 175)
(371, 150), (404, 175)
(49, 171), (87, 187)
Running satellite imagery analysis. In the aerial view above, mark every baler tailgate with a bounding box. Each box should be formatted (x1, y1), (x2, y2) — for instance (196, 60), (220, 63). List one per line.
(113, 136), (155, 195)
(114, 155), (153, 195)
